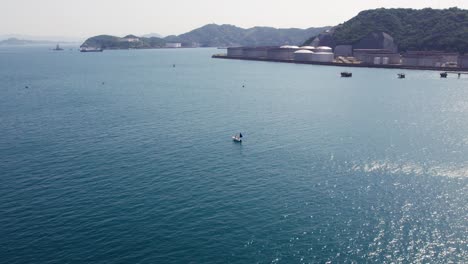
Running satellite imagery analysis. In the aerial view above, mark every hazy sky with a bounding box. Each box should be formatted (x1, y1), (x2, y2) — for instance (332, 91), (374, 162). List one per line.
(1, 0), (467, 39)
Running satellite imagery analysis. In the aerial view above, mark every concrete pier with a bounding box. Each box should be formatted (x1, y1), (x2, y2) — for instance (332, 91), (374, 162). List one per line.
(212, 54), (468, 72)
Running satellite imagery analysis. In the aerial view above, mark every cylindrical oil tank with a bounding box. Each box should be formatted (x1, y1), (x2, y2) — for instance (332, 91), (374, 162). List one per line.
(294, 50), (314, 61)
(280, 45), (299, 49)
(315, 46), (333, 53)
(311, 52), (334, 62)
(299, 46), (316, 51)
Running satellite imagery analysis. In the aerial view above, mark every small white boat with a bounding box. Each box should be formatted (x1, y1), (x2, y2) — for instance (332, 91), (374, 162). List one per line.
(232, 133), (243, 142)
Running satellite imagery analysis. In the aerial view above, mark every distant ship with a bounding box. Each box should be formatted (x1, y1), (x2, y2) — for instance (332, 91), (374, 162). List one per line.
(53, 44), (64, 51)
(80, 47), (103, 52)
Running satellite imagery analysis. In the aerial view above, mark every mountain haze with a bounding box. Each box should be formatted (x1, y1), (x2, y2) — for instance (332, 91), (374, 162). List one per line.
(0, 38), (68, 46)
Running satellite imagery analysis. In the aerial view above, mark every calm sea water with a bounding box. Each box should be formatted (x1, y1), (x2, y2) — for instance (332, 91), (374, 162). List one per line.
(1, 46), (467, 263)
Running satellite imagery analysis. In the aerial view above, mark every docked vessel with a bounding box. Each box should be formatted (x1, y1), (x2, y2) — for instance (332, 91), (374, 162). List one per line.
(80, 47), (103, 52)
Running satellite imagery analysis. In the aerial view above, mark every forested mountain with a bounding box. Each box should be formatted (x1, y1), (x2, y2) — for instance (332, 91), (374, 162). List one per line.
(81, 35), (166, 49)
(81, 24), (331, 49)
(166, 24), (330, 47)
(304, 8), (468, 53)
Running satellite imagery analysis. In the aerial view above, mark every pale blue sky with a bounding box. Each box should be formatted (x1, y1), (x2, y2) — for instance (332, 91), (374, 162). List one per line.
(1, 0), (466, 38)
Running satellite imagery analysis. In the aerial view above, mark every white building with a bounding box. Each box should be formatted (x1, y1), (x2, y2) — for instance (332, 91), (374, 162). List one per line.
(354, 49), (401, 65)
(165, 43), (182, 48)
(125, 38), (140, 43)
(402, 51), (459, 67)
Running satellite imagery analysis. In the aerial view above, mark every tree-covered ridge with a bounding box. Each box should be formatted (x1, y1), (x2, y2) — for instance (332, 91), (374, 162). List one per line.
(81, 35), (166, 49)
(173, 24), (330, 47)
(81, 24), (331, 49)
(306, 7), (468, 53)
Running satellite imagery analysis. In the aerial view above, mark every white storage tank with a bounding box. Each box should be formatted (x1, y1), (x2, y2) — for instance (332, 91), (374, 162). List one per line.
(280, 45), (299, 49)
(374, 57), (381, 65)
(299, 46), (316, 51)
(294, 50), (314, 61)
(315, 46), (333, 53)
(311, 52), (334, 62)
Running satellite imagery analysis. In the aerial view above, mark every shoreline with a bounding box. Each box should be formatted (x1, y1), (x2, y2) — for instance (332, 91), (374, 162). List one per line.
(212, 54), (468, 72)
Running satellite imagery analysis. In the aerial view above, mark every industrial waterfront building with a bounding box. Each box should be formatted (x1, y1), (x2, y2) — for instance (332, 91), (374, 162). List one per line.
(222, 45), (467, 70)
(219, 30), (467, 70)
(402, 51), (459, 67)
(458, 54), (468, 69)
(353, 49), (401, 65)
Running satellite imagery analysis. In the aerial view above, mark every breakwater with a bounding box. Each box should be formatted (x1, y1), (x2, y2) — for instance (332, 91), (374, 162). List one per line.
(212, 54), (468, 72)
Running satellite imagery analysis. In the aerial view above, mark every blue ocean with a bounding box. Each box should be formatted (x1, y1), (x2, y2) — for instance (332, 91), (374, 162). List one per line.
(0, 46), (467, 263)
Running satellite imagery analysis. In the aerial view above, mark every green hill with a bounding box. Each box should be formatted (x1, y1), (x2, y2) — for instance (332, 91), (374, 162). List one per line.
(81, 24), (331, 49)
(305, 7), (468, 53)
(81, 35), (166, 49)
(172, 24), (330, 47)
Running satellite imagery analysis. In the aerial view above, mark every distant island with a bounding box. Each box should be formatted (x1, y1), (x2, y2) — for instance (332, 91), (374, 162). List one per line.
(80, 25), (331, 50)
(0, 38), (59, 46)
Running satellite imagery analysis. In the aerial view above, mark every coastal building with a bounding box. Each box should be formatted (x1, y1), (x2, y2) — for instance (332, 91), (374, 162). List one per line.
(402, 51), (459, 67)
(243, 47), (269, 58)
(293, 50), (315, 61)
(353, 32), (398, 53)
(334, 45), (353, 57)
(227, 47), (244, 57)
(458, 54), (468, 69)
(165, 43), (182, 48)
(123, 35), (140, 42)
(354, 49), (401, 65)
